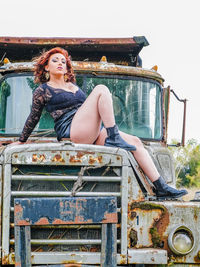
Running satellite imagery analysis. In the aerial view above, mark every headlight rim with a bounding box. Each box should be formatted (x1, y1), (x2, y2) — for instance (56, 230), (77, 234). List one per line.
(168, 225), (195, 256)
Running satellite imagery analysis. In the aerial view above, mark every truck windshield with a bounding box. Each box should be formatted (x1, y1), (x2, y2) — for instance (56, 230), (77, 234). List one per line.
(0, 73), (162, 140)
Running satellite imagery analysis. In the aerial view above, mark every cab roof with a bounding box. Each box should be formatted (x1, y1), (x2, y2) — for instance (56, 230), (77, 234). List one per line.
(0, 36), (149, 66)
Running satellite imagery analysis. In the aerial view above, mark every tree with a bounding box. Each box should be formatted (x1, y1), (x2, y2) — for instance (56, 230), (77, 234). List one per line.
(169, 139), (200, 188)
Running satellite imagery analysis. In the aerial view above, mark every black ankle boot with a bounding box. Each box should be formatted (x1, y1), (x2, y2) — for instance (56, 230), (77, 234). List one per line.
(153, 176), (188, 199)
(105, 125), (136, 151)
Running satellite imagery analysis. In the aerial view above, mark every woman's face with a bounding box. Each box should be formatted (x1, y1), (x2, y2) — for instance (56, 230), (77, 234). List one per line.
(45, 53), (67, 77)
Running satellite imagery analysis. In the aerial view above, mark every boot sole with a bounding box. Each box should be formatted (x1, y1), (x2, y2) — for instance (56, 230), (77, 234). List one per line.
(156, 190), (188, 200)
(105, 143), (136, 151)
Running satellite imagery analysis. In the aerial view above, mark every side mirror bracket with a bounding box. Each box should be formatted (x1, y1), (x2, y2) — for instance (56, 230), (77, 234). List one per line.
(170, 89), (187, 147)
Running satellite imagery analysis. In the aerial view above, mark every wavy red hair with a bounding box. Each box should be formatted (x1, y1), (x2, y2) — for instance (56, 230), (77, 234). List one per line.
(33, 47), (76, 84)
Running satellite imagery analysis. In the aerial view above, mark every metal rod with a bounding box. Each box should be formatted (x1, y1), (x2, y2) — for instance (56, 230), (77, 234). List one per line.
(10, 239), (121, 245)
(10, 223), (102, 229)
(171, 89), (187, 146)
(12, 175), (121, 182)
(181, 99), (187, 147)
(11, 191), (121, 197)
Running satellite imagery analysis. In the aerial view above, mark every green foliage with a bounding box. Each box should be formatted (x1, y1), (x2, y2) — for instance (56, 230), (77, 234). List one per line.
(169, 139), (200, 188)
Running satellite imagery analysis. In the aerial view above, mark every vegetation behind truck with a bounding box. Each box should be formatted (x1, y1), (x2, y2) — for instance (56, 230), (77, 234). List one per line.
(0, 36), (199, 266)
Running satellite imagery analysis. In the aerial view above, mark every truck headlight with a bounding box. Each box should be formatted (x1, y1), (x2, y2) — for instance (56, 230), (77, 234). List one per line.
(168, 226), (195, 255)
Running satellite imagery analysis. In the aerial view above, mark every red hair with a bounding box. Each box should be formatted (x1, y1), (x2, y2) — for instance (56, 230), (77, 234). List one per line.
(33, 47), (76, 84)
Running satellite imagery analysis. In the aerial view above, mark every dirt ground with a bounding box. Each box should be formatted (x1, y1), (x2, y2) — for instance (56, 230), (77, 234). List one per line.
(182, 188), (200, 201)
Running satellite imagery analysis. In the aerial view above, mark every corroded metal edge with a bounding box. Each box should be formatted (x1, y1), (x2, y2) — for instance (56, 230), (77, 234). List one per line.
(0, 61), (164, 84)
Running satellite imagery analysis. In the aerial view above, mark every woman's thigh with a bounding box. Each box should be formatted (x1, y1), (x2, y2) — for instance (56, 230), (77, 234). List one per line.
(70, 85), (105, 143)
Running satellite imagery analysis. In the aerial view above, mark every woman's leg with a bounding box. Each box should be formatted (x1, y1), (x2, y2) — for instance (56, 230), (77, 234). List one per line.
(70, 84), (115, 144)
(95, 129), (188, 198)
(95, 128), (159, 182)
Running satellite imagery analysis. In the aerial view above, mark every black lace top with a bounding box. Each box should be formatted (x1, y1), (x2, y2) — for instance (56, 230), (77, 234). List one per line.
(19, 83), (86, 142)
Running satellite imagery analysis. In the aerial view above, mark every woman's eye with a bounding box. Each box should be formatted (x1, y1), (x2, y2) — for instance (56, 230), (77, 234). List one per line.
(62, 60), (66, 64)
(52, 59), (57, 62)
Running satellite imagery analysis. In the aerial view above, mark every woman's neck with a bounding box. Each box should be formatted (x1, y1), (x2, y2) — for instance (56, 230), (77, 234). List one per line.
(48, 76), (67, 88)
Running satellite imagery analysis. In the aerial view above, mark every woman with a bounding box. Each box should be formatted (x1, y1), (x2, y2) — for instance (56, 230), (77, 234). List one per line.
(14, 47), (187, 199)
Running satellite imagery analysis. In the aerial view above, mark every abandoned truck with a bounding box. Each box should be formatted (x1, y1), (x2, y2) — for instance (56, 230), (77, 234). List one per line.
(0, 36), (199, 266)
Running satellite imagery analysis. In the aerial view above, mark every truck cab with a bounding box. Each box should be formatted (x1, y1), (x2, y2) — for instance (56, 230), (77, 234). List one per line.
(0, 36), (199, 266)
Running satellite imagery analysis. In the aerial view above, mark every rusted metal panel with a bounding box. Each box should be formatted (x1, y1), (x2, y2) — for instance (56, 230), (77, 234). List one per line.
(0, 36), (140, 46)
(128, 201), (200, 264)
(0, 60), (164, 84)
(101, 224), (117, 266)
(0, 36), (148, 66)
(14, 197), (117, 266)
(127, 151), (154, 196)
(4, 143), (129, 166)
(8, 252), (126, 265)
(128, 248), (167, 264)
(14, 197), (118, 226)
(2, 142), (128, 265)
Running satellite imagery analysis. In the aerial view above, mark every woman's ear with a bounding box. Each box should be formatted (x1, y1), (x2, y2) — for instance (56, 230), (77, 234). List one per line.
(45, 65), (49, 72)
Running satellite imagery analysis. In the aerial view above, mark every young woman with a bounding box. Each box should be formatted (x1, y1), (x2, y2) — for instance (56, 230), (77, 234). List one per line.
(14, 47), (187, 199)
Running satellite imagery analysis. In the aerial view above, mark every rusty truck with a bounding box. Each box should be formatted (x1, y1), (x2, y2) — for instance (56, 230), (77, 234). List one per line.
(0, 36), (199, 266)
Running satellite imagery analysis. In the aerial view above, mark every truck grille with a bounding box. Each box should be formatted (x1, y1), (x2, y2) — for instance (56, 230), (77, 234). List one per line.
(2, 143), (129, 265)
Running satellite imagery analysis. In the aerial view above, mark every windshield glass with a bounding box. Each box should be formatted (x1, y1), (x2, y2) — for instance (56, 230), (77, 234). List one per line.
(77, 76), (162, 139)
(0, 74), (162, 140)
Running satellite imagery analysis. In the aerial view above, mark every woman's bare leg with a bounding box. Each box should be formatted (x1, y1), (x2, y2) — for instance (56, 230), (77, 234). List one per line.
(70, 84), (159, 182)
(95, 128), (160, 182)
(70, 85), (115, 144)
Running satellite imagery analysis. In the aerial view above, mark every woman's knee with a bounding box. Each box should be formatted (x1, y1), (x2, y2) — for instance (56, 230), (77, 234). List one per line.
(131, 136), (143, 149)
(93, 84), (110, 94)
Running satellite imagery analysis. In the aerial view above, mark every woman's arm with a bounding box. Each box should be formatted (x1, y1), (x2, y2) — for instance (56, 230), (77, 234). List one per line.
(19, 86), (46, 142)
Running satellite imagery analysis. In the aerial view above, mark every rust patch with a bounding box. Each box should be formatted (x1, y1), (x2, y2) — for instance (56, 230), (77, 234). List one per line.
(32, 154), (37, 162)
(35, 217), (50, 225)
(69, 155), (82, 163)
(2, 254), (9, 265)
(89, 155), (103, 164)
(129, 202), (169, 249)
(129, 228), (138, 247)
(119, 254), (127, 265)
(32, 153), (46, 162)
(102, 212), (118, 223)
(52, 154), (65, 163)
(75, 215), (92, 224)
(76, 151), (95, 158)
(194, 207), (198, 221)
(14, 203), (23, 217)
(194, 251), (200, 263)
(130, 211), (136, 219)
(53, 218), (71, 225)
(16, 219), (30, 226)
(52, 217), (93, 225)
(116, 156), (121, 160)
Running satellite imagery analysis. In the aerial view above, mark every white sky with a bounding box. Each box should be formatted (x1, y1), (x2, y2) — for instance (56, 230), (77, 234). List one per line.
(1, 0), (200, 143)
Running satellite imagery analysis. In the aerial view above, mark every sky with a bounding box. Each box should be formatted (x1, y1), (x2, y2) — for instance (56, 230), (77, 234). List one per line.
(0, 0), (200, 143)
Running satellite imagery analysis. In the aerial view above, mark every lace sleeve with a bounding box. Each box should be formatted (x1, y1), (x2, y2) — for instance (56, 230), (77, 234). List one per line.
(19, 86), (45, 142)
